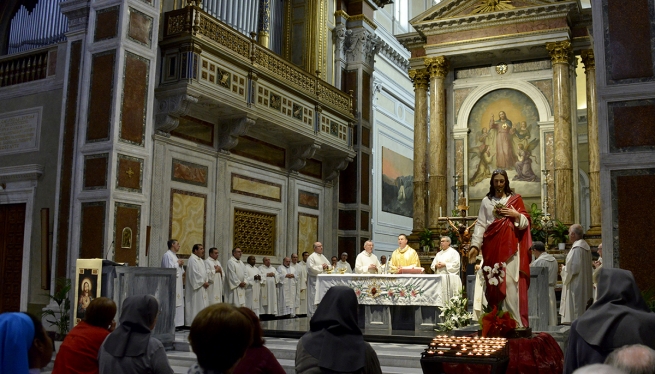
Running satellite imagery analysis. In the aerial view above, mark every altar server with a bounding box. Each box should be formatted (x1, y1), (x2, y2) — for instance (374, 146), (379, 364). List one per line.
(277, 256), (298, 317)
(185, 244), (209, 325)
(259, 257), (280, 316)
(205, 247), (224, 305)
(560, 224), (593, 324)
(226, 248), (247, 307)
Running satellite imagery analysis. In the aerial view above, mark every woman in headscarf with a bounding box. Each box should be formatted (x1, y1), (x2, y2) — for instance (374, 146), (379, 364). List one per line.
(232, 307), (285, 374)
(295, 286), (382, 374)
(564, 268), (655, 373)
(98, 295), (173, 374)
(53, 297), (117, 374)
(0, 312), (53, 374)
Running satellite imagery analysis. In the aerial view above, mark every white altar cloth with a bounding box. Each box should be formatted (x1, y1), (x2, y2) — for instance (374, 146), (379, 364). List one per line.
(316, 273), (456, 307)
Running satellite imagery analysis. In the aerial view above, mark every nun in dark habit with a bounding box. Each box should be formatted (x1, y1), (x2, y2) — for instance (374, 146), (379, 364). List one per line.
(564, 268), (655, 373)
(98, 294), (174, 374)
(295, 286), (382, 374)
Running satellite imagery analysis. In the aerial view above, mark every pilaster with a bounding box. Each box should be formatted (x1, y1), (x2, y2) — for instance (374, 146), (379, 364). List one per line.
(409, 68), (429, 232)
(581, 49), (601, 235)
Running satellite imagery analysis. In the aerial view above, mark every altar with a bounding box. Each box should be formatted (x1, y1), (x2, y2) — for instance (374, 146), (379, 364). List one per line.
(316, 273), (460, 331)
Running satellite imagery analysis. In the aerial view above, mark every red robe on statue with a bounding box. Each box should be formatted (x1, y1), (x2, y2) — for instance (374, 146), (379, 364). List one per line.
(481, 193), (532, 327)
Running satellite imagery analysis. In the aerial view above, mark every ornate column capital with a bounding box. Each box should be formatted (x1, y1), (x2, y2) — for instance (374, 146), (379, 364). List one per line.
(409, 68), (430, 90)
(424, 56), (449, 78)
(580, 49), (595, 72)
(546, 40), (572, 65)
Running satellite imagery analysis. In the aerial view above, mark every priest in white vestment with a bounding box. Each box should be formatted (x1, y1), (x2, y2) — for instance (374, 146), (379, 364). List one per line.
(389, 234), (421, 273)
(258, 257), (279, 316)
(379, 255), (390, 274)
(430, 236), (462, 302)
(277, 256), (298, 317)
(226, 247), (247, 307)
(306, 242), (331, 318)
(355, 240), (380, 274)
(245, 255), (264, 316)
(335, 252), (353, 273)
(161, 239), (185, 327)
(185, 244), (209, 326)
(560, 224), (593, 324)
(295, 252), (308, 316)
(529, 241), (558, 326)
(205, 247), (224, 305)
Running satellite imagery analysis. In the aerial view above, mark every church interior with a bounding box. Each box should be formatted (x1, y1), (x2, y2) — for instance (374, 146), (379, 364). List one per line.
(2, 0), (655, 372)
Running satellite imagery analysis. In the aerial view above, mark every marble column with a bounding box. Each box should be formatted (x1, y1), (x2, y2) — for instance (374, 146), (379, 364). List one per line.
(581, 49), (601, 235)
(546, 41), (574, 225)
(424, 56), (449, 228)
(409, 69), (429, 231)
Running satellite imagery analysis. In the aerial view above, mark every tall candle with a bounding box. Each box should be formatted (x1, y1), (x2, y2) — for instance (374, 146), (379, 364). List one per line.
(440, 207), (442, 217)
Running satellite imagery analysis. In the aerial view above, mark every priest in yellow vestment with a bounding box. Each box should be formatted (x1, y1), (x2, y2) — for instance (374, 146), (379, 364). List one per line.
(389, 234), (421, 273)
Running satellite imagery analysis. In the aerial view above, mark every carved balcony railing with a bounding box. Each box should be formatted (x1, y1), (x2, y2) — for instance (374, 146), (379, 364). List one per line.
(161, 4), (354, 120)
(0, 47), (54, 88)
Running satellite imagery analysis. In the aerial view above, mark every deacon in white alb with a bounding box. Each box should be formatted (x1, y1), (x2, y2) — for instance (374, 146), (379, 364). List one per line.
(259, 257), (279, 316)
(295, 252), (309, 316)
(204, 247), (224, 305)
(161, 239), (184, 327)
(430, 236), (462, 301)
(560, 224), (593, 324)
(245, 255), (264, 316)
(226, 248), (247, 307)
(354, 240), (380, 274)
(335, 252), (353, 273)
(277, 256), (298, 317)
(185, 244), (209, 326)
(306, 242), (331, 318)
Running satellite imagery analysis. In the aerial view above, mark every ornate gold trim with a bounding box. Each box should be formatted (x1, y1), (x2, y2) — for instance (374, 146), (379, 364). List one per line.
(425, 56), (449, 78)
(349, 14), (377, 30)
(580, 49), (595, 71)
(423, 27), (570, 48)
(546, 40), (572, 65)
(408, 68), (429, 90)
(472, 0), (515, 14)
(334, 9), (349, 20)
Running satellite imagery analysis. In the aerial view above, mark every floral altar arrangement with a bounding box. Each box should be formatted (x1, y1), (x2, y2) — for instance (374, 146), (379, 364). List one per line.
(436, 289), (473, 332)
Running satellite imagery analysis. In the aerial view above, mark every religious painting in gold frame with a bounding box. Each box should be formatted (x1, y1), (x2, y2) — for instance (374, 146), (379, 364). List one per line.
(170, 189), (206, 257)
(74, 259), (103, 325)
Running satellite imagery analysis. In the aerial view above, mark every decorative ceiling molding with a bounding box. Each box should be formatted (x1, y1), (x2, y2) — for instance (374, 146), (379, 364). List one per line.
(0, 164), (44, 182)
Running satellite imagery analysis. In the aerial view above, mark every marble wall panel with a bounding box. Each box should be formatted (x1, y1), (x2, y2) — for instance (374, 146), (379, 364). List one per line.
(171, 116), (214, 147)
(339, 155), (358, 204)
(128, 7), (153, 47)
(298, 190), (319, 209)
(612, 170), (655, 293)
(172, 158), (208, 187)
(426, 18), (568, 45)
(361, 152), (370, 205)
(170, 189), (206, 257)
(83, 153), (108, 189)
(362, 71), (371, 122)
(231, 136), (284, 168)
(234, 208), (275, 256)
(544, 131), (555, 216)
(338, 236), (356, 267)
(79, 202), (105, 259)
(513, 60), (551, 73)
(231, 173), (282, 202)
(87, 50), (115, 142)
(299, 158), (322, 179)
(454, 66), (490, 79)
(454, 87), (475, 118)
(114, 202), (140, 265)
(120, 52), (149, 145)
(605, 0), (654, 83)
(361, 210), (369, 232)
(608, 100), (655, 151)
(338, 209), (357, 231)
(529, 79), (554, 114)
(361, 126), (371, 148)
(298, 213), (318, 255)
(116, 154), (143, 192)
(94, 6), (119, 42)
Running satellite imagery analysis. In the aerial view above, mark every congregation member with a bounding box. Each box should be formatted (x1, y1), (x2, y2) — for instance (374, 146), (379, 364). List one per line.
(227, 248), (247, 307)
(296, 252), (309, 316)
(52, 297), (117, 374)
(430, 236), (462, 301)
(379, 255), (389, 274)
(355, 240), (381, 274)
(335, 252), (353, 273)
(572, 364), (624, 374)
(605, 344), (655, 374)
(563, 268), (655, 373)
(469, 169), (531, 327)
(389, 234), (421, 273)
(233, 307), (286, 374)
(185, 244), (209, 326)
(99, 295), (173, 374)
(560, 223), (593, 324)
(245, 255), (264, 316)
(205, 247), (224, 305)
(295, 286), (382, 374)
(529, 241), (558, 325)
(306, 242), (331, 318)
(259, 257), (279, 316)
(0, 312), (53, 374)
(160, 239), (184, 327)
(277, 256), (298, 317)
(187, 304), (252, 374)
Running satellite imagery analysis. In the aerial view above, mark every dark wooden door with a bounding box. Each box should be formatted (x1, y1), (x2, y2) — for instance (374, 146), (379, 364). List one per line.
(0, 203), (26, 312)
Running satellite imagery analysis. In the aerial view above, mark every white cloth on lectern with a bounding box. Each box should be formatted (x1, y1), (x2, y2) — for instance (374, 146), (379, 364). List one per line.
(161, 249), (184, 327)
(226, 257), (246, 307)
(258, 264), (279, 315)
(205, 257), (223, 305)
(277, 264), (298, 316)
(185, 253), (209, 326)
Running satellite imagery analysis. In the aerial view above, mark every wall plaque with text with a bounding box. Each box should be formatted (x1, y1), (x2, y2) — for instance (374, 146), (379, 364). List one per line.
(0, 107), (41, 155)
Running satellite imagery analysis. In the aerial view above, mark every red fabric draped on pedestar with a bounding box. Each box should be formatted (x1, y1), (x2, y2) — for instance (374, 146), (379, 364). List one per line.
(481, 193), (532, 327)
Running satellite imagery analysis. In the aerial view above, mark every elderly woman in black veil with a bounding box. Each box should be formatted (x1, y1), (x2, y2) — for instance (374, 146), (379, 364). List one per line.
(295, 286), (382, 374)
(98, 295), (174, 374)
(564, 268), (655, 373)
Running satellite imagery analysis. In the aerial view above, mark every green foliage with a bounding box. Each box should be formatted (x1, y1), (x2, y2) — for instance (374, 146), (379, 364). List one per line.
(451, 209), (461, 218)
(528, 203), (548, 243)
(550, 220), (569, 244)
(642, 288), (655, 312)
(41, 278), (71, 339)
(419, 228), (434, 251)
(436, 289), (472, 332)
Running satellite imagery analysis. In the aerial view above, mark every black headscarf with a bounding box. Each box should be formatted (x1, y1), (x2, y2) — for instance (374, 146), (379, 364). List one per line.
(103, 295), (159, 357)
(302, 286), (365, 372)
(576, 268), (655, 348)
